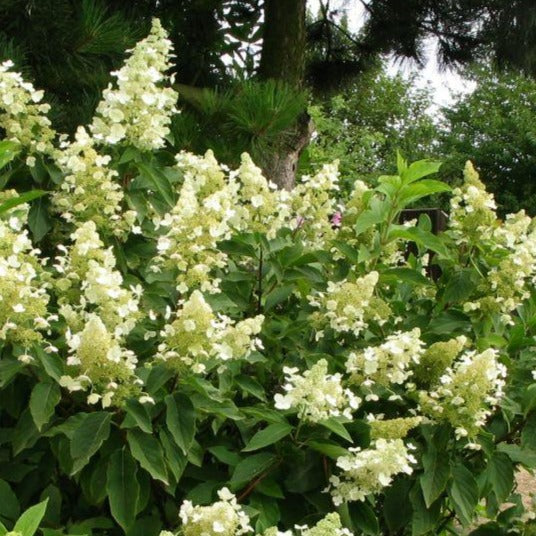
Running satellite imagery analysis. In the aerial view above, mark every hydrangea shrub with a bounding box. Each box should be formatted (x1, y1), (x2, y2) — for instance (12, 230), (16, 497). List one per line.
(1, 19), (536, 536)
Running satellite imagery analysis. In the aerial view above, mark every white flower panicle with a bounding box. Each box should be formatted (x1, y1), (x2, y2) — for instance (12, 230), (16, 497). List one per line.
(308, 272), (379, 337)
(154, 150), (239, 294)
(0, 60), (55, 156)
(60, 314), (139, 407)
(54, 222), (143, 405)
(179, 487), (252, 536)
(264, 513), (354, 536)
(346, 328), (424, 388)
(464, 210), (536, 322)
(329, 439), (416, 505)
(90, 19), (178, 150)
(418, 348), (507, 439)
(156, 290), (263, 373)
(290, 161), (340, 247)
(52, 127), (135, 236)
(274, 359), (360, 422)
(449, 161), (497, 244)
(0, 207), (50, 346)
(55, 221), (141, 338)
(235, 153), (290, 239)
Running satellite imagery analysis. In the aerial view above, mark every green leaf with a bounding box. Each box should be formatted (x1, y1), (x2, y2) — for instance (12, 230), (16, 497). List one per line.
(0, 140), (20, 169)
(243, 423), (292, 452)
(379, 267), (431, 286)
(207, 445), (242, 467)
(124, 399), (152, 434)
(487, 453), (514, 503)
(29, 381), (61, 431)
(127, 429), (168, 484)
(399, 179), (450, 207)
(0, 479), (20, 522)
(230, 453), (278, 489)
(442, 269), (477, 304)
(307, 440), (349, 460)
(135, 162), (175, 209)
(159, 429), (188, 483)
(0, 358), (23, 388)
(107, 448), (139, 531)
(410, 485), (441, 536)
(34, 345), (63, 381)
(384, 478), (413, 533)
(354, 197), (389, 235)
(448, 464), (478, 526)
(165, 393), (196, 455)
(389, 225), (451, 258)
(521, 412), (536, 450)
(348, 501), (379, 535)
(12, 409), (40, 455)
(235, 376), (266, 401)
(318, 417), (353, 443)
(264, 285), (294, 311)
(0, 190), (47, 216)
(70, 412), (112, 474)
(28, 196), (52, 241)
(420, 442), (450, 507)
(0, 521), (6, 536)
(13, 499), (49, 536)
(401, 159), (442, 184)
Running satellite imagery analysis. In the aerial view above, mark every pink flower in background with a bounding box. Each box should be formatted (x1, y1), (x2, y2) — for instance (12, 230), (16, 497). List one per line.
(331, 211), (342, 227)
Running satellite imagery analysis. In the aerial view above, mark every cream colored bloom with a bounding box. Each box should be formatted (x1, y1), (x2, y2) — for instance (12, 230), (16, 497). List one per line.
(0, 60), (55, 155)
(329, 439), (416, 505)
(274, 359), (360, 422)
(179, 488), (252, 536)
(90, 19), (178, 150)
(156, 290), (263, 373)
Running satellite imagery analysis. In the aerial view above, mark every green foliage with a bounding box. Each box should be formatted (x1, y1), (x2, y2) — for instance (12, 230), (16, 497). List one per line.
(302, 67), (439, 192)
(2, 28), (536, 536)
(439, 67), (536, 215)
(172, 80), (308, 169)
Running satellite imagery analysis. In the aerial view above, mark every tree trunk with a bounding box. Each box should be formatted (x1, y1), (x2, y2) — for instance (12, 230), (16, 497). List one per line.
(259, 0), (311, 190)
(259, 0), (307, 88)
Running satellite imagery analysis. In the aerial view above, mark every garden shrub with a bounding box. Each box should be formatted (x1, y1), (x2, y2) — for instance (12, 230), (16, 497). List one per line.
(1, 19), (536, 536)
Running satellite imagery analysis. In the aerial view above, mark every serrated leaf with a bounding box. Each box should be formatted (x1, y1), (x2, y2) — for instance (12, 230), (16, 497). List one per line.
(124, 399), (152, 434)
(384, 478), (413, 533)
(243, 423), (292, 452)
(487, 453), (514, 503)
(230, 453), (278, 489)
(30, 381), (61, 431)
(107, 448), (139, 531)
(165, 393), (196, 455)
(235, 376), (266, 401)
(127, 429), (168, 484)
(448, 464), (478, 525)
(70, 412), (111, 474)
(135, 162), (175, 209)
(0, 479), (20, 521)
(420, 444), (450, 508)
(348, 501), (379, 535)
(28, 196), (52, 241)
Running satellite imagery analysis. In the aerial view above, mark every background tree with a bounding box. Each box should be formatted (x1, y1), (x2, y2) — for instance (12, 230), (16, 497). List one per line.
(2, 0), (536, 187)
(438, 67), (536, 216)
(302, 65), (438, 192)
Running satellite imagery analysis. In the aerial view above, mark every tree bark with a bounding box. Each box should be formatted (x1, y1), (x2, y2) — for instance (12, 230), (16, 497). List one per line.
(259, 0), (307, 88)
(259, 0), (311, 189)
